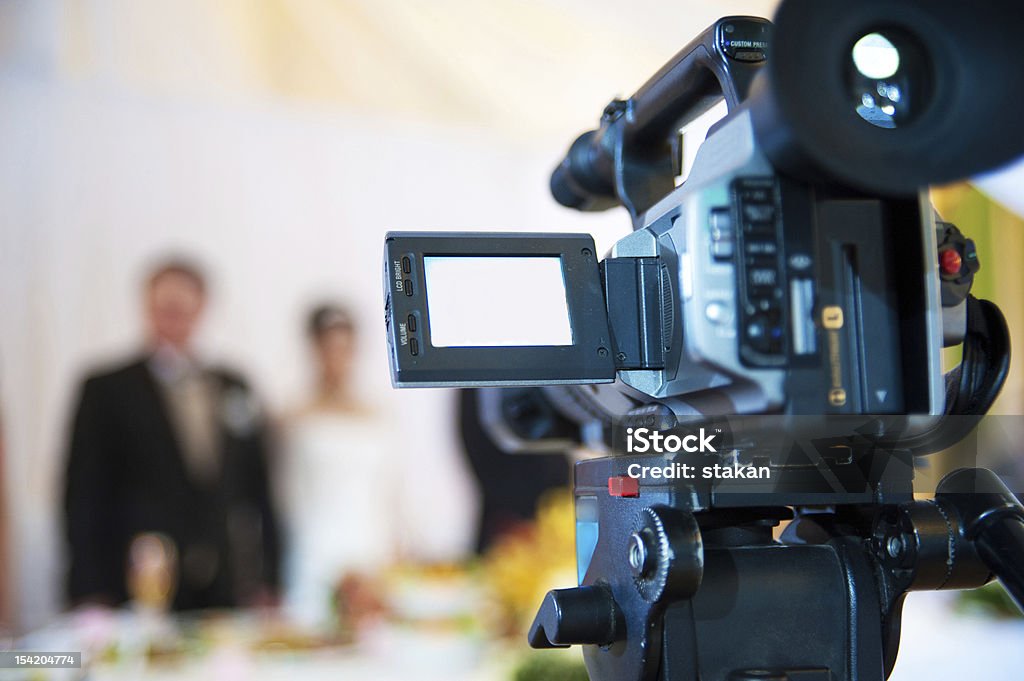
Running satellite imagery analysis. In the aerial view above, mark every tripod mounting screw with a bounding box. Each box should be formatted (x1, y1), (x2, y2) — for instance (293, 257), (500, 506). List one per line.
(885, 535), (905, 560)
(628, 530), (652, 577)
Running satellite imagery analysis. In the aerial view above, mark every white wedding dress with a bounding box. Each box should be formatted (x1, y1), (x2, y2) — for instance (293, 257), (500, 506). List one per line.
(278, 409), (397, 628)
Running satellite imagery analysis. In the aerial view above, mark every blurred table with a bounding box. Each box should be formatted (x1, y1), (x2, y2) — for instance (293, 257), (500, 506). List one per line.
(5, 609), (518, 681)
(7, 590), (1021, 681)
(91, 646), (514, 681)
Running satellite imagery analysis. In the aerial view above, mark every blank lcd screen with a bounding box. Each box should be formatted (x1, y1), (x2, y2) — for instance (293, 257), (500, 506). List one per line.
(423, 256), (573, 347)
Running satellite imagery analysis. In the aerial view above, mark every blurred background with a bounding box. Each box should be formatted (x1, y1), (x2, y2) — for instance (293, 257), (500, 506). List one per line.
(0, 1), (1022, 679)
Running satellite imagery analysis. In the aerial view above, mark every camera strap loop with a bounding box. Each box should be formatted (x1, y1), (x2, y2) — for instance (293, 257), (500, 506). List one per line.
(947, 295), (1010, 417)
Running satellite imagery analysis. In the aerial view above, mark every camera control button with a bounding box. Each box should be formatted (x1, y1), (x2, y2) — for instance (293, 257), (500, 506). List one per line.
(608, 476), (639, 498)
(748, 268), (778, 287)
(711, 240), (734, 260)
(708, 209), (734, 261)
(709, 209), (733, 238)
(746, 311), (784, 356)
(705, 301), (733, 325)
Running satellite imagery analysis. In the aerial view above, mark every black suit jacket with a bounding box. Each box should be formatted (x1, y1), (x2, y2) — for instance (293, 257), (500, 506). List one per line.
(458, 390), (571, 553)
(63, 356), (280, 610)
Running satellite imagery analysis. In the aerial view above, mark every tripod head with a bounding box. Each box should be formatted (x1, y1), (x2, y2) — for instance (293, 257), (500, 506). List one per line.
(527, 433), (1024, 681)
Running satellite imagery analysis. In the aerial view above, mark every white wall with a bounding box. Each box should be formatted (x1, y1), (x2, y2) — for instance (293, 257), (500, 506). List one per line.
(0, 70), (629, 631)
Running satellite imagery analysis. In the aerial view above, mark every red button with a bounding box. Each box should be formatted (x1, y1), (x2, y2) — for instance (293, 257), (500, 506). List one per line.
(940, 248), (962, 276)
(608, 475), (639, 498)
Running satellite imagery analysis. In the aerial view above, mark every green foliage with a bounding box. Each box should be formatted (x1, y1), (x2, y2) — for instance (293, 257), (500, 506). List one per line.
(512, 652), (591, 681)
(955, 582), (1023, 619)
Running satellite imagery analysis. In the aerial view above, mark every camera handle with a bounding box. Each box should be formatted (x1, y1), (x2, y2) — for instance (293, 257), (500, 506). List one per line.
(550, 17), (771, 227)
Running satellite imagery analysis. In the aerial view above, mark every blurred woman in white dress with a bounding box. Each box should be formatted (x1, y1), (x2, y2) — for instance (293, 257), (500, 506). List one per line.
(278, 304), (396, 629)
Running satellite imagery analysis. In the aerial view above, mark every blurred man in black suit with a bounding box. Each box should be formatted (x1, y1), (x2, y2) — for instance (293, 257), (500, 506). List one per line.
(63, 259), (280, 610)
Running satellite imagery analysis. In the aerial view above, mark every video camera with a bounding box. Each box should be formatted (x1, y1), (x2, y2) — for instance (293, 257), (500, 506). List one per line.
(383, 1), (1024, 680)
(385, 5), (1019, 426)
